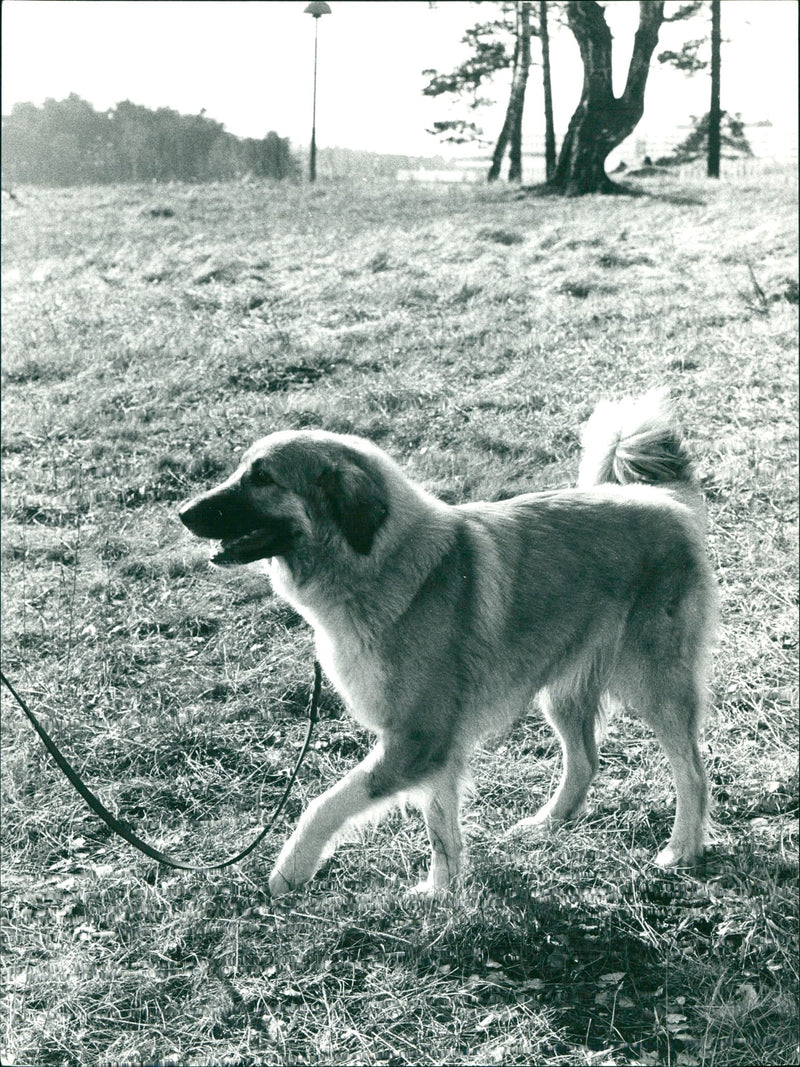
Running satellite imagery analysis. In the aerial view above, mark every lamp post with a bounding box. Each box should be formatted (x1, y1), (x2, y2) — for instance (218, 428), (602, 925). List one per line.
(305, 2), (331, 183)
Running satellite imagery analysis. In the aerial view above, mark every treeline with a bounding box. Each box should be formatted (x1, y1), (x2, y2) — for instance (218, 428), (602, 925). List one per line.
(1, 94), (299, 186)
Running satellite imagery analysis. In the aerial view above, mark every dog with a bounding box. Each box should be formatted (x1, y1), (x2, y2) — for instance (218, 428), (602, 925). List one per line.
(179, 392), (716, 896)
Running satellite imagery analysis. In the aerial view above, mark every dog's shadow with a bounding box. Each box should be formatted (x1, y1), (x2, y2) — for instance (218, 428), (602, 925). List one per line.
(409, 862), (718, 1059)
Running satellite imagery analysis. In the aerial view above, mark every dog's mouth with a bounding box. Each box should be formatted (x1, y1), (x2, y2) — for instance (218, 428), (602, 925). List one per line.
(210, 523), (297, 566)
(211, 530), (279, 566)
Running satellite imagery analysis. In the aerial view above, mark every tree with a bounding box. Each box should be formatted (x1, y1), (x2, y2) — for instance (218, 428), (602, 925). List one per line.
(488, 2), (532, 181)
(1, 97), (300, 186)
(1, 102), (45, 186)
(423, 3), (517, 148)
(423, 1), (554, 183)
(549, 1), (666, 195)
(539, 0), (557, 180)
(708, 0), (721, 177)
(654, 110), (752, 167)
(658, 0), (725, 178)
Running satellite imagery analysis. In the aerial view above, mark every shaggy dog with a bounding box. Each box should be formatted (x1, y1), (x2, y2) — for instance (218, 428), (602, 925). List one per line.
(179, 392), (716, 895)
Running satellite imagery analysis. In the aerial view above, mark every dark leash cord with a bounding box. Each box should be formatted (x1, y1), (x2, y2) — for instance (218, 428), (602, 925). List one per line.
(0, 660), (322, 872)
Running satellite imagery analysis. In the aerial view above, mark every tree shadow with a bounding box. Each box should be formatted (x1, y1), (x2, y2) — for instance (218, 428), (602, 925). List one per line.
(518, 179), (708, 208)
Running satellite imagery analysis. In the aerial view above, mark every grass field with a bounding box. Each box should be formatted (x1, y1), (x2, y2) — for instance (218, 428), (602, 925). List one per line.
(1, 171), (798, 1067)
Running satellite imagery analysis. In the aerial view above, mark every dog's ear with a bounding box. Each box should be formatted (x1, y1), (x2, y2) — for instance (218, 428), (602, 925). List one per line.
(320, 461), (388, 555)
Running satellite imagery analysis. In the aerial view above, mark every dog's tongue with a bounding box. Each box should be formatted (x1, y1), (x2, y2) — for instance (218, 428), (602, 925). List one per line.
(212, 530), (277, 566)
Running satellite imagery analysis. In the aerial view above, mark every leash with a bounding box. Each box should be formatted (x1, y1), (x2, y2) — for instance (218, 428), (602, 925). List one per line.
(0, 660), (322, 872)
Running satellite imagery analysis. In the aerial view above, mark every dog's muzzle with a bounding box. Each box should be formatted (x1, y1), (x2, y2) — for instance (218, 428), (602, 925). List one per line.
(179, 485), (297, 564)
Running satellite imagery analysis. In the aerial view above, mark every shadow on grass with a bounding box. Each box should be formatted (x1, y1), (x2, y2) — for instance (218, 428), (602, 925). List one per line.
(293, 861), (708, 1060)
(431, 886), (664, 1047)
(519, 179), (708, 208)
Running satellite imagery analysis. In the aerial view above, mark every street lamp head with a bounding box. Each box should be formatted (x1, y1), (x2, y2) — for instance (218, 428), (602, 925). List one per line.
(304, 2), (331, 17)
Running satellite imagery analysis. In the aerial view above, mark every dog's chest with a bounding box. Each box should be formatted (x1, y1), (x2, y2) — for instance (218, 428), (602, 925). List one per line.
(314, 627), (390, 730)
(268, 562), (393, 729)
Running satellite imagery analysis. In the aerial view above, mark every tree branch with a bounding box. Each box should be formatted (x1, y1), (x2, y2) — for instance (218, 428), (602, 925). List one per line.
(621, 1), (665, 109)
(566, 1), (614, 101)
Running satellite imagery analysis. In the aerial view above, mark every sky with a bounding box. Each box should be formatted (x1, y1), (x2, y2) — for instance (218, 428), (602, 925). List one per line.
(1, 0), (797, 161)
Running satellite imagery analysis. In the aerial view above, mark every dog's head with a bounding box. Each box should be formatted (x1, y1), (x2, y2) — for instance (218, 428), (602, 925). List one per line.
(179, 431), (389, 566)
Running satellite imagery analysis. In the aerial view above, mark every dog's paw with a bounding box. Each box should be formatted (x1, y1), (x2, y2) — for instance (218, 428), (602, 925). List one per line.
(506, 799), (588, 838)
(505, 815), (546, 838)
(268, 867), (301, 897)
(268, 843), (320, 897)
(504, 811), (560, 839)
(407, 877), (451, 899)
(654, 843), (703, 869)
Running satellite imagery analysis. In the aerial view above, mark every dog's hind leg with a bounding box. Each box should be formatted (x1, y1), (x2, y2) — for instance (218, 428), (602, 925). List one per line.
(509, 681), (601, 835)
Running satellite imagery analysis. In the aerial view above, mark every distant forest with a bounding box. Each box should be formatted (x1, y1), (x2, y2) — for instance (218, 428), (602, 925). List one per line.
(1, 94), (299, 186)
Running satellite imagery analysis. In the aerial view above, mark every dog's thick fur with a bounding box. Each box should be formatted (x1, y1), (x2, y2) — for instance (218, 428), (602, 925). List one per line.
(179, 392), (716, 896)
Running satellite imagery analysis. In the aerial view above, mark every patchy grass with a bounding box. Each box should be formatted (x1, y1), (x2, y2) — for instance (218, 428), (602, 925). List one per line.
(1, 172), (798, 1067)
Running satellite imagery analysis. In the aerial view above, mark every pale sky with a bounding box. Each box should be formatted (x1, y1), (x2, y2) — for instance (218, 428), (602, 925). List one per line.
(1, 0), (797, 159)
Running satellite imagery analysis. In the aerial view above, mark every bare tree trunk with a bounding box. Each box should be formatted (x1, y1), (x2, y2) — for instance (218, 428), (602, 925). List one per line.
(508, 2), (531, 181)
(488, 2), (532, 183)
(487, 39), (516, 183)
(708, 0), (721, 178)
(549, 1), (665, 196)
(540, 0), (556, 181)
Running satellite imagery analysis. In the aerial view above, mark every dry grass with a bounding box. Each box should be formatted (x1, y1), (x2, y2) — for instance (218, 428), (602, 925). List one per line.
(1, 171), (798, 1066)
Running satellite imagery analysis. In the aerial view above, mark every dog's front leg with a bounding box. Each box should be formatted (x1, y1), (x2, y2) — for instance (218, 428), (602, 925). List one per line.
(410, 767), (465, 896)
(269, 746), (387, 896)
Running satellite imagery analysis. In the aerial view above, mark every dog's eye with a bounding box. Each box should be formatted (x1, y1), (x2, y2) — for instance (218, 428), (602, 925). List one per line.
(250, 465), (274, 488)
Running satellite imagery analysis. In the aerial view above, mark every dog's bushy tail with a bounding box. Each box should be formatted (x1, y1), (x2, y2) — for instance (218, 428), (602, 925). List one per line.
(578, 390), (693, 488)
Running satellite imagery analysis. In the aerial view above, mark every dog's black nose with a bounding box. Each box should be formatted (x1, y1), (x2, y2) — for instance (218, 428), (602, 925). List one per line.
(178, 484), (263, 541)
(178, 495), (228, 538)
(178, 497), (203, 531)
